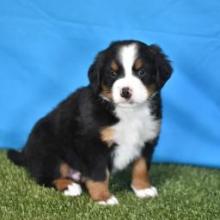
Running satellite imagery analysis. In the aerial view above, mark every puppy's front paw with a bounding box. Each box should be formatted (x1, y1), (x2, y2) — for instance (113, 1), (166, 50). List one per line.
(131, 185), (158, 198)
(96, 195), (119, 205)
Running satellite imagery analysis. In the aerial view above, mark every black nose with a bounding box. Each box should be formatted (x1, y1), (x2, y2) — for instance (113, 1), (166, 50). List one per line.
(120, 87), (132, 99)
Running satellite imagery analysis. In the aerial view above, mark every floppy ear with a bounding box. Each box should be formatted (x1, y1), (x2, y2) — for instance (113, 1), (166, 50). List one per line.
(88, 51), (105, 93)
(88, 63), (100, 93)
(149, 44), (173, 89)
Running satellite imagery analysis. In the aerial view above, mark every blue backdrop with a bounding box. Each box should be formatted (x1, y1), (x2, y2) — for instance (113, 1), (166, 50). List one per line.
(0, 0), (220, 168)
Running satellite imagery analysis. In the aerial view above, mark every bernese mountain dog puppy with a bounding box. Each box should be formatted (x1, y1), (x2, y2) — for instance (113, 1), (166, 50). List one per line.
(7, 40), (172, 205)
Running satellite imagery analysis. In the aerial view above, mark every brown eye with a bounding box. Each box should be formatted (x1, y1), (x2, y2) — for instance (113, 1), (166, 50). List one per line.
(137, 69), (146, 78)
(110, 70), (117, 78)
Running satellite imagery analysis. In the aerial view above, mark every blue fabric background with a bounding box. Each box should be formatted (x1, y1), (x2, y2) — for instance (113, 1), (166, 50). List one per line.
(0, 0), (220, 167)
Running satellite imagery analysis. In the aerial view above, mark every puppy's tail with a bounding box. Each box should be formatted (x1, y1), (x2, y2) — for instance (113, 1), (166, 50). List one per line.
(7, 149), (26, 167)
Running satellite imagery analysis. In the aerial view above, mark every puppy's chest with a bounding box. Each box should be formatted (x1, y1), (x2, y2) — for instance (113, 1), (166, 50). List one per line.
(110, 104), (160, 171)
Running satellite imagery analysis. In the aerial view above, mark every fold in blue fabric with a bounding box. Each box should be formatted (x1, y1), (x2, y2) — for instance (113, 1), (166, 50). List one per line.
(0, 0), (220, 167)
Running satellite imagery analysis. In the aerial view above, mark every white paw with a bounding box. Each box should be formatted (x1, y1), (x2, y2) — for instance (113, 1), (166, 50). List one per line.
(63, 183), (82, 197)
(97, 195), (119, 205)
(131, 185), (158, 198)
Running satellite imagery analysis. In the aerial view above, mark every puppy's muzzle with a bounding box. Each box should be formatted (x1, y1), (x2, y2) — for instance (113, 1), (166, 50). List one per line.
(120, 87), (132, 100)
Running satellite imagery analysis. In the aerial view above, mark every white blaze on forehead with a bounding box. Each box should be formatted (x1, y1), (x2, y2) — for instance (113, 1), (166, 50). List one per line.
(119, 44), (137, 77)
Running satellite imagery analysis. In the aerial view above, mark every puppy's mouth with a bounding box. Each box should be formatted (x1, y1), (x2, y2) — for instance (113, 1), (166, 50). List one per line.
(115, 100), (140, 108)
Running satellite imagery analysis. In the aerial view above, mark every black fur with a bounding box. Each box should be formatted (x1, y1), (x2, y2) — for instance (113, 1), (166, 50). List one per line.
(7, 150), (26, 166)
(8, 40), (172, 188)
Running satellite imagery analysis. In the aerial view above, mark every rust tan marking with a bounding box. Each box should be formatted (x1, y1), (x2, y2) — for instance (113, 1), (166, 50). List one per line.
(146, 84), (157, 97)
(60, 163), (71, 178)
(111, 60), (119, 72)
(101, 84), (113, 100)
(85, 178), (111, 202)
(100, 127), (115, 147)
(134, 58), (144, 70)
(131, 157), (151, 189)
(53, 178), (73, 191)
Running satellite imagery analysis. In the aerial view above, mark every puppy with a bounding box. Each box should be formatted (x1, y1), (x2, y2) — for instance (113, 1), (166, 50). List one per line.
(8, 40), (172, 205)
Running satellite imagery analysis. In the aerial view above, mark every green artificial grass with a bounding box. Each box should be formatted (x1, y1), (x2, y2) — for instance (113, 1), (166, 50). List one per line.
(0, 151), (220, 220)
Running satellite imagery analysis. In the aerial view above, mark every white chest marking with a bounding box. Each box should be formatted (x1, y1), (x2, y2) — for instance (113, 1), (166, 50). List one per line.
(112, 103), (160, 171)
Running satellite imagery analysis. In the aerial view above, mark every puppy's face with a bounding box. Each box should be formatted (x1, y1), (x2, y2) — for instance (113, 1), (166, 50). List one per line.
(89, 40), (172, 108)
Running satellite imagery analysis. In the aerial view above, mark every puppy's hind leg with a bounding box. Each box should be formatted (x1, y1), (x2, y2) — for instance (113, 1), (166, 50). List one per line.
(53, 162), (82, 197)
(53, 178), (82, 197)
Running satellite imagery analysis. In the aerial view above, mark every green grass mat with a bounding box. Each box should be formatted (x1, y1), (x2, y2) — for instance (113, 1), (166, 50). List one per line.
(0, 151), (219, 220)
